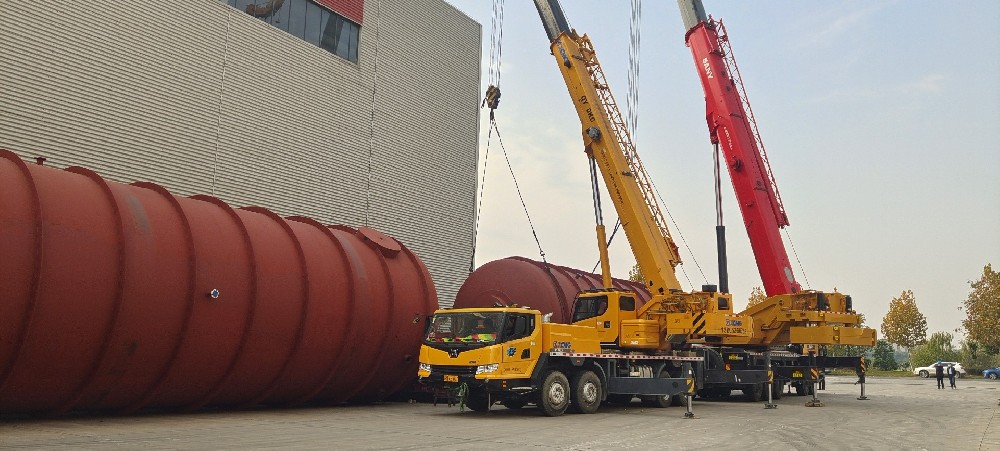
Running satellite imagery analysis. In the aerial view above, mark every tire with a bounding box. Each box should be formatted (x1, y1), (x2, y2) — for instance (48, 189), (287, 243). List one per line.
(502, 397), (527, 410)
(639, 369), (676, 408)
(771, 382), (783, 400)
(918, 370), (929, 378)
(464, 391), (491, 412)
(989, 373), (998, 380)
(742, 383), (764, 402)
(794, 382), (813, 396)
(569, 371), (602, 414)
(539, 371), (570, 417)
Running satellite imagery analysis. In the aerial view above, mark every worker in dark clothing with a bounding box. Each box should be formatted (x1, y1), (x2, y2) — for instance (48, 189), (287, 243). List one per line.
(947, 364), (957, 389)
(934, 360), (945, 389)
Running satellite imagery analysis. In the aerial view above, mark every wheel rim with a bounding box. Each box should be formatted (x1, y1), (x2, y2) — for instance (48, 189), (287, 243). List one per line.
(582, 381), (598, 404)
(549, 382), (566, 405)
(990, 374), (997, 380)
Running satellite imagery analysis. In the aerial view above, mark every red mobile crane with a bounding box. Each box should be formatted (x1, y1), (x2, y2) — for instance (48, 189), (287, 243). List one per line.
(678, 1), (875, 353)
(678, 0), (801, 297)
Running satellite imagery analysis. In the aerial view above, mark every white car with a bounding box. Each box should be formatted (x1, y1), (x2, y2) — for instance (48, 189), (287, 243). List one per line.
(913, 362), (966, 378)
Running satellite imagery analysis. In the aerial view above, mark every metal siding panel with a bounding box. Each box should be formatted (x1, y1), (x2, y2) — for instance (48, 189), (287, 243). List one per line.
(0, 0), (479, 307)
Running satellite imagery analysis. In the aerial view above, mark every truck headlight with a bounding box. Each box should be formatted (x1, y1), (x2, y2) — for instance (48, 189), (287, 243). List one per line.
(419, 363), (432, 373)
(476, 363), (499, 375)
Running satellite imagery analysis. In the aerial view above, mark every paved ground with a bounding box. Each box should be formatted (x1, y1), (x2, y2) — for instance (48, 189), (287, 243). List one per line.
(2, 376), (998, 450)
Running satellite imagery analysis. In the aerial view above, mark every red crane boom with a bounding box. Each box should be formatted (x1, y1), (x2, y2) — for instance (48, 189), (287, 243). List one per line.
(679, 1), (801, 296)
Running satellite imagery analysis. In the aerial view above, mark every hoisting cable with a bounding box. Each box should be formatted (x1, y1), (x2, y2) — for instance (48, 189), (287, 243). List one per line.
(626, 0), (641, 136)
(493, 121), (547, 264)
(655, 187), (708, 290)
(481, 0), (504, 118)
(784, 229), (812, 290)
(471, 0), (505, 272)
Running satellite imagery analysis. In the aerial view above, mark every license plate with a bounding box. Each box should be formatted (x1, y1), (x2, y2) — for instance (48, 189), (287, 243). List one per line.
(444, 374), (458, 382)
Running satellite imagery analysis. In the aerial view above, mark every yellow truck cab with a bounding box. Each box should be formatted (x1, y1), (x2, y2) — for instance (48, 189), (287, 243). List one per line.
(418, 305), (700, 416)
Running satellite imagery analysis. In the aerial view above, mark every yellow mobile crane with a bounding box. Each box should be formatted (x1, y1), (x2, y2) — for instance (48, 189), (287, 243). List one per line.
(418, 0), (753, 417)
(418, 0), (876, 415)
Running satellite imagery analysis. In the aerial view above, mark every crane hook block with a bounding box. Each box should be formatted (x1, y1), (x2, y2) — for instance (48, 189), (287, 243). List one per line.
(482, 85), (501, 111)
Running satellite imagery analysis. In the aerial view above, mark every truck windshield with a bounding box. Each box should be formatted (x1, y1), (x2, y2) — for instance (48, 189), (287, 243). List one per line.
(425, 312), (506, 346)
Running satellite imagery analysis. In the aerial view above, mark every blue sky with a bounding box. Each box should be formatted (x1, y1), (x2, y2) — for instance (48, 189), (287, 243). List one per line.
(447, 0), (1000, 340)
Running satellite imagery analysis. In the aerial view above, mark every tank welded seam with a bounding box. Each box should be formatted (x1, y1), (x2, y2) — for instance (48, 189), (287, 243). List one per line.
(322, 225), (373, 404)
(0, 150), (44, 395)
(238, 207), (310, 407)
(285, 217), (356, 406)
(347, 229), (395, 401)
(186, 195), (258, 411)
(53, 166), (129, 415)
(386, 245), (435, 396)
(120, 182), (198, 414)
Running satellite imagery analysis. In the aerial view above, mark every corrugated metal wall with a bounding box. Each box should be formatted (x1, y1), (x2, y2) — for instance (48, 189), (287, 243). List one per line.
(0, 0), (480, 305)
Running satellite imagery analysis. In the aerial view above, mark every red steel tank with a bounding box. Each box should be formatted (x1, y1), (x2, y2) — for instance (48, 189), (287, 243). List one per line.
(0, 149), (438, 415)
(454, 256), (651, 323)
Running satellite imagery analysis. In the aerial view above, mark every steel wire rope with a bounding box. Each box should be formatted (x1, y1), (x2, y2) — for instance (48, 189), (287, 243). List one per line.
(783, 229), (811, 290)
(491, 119), (547, 264)
(654, 187), (704, 290)
(470, 123), (494, 272)
(471, 0), (506, 272)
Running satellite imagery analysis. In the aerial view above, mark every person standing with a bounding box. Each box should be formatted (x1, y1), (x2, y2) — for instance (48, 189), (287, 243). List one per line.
(934, 360), (945, 389)
(947, 364), (957, 389)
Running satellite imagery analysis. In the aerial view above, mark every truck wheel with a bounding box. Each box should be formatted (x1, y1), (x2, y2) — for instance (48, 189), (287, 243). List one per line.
(539, 371), (570, 417)
(639, 368), (677, 408)
(794, 382), (807, 396)
(464, 391), (491, 412)
(918, 370), (929, 378)
(742, 383), (764, 402)
(569, 371), (602, 414)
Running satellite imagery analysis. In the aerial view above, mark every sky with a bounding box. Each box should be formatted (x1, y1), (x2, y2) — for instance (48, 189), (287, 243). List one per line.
(445, 0), (1000, 341)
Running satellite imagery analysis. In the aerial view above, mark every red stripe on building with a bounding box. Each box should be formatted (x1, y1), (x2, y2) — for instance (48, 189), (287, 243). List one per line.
(315, 0), (364, 24)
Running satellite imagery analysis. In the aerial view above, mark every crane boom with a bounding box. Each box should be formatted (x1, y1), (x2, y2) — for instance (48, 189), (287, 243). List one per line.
(533, 0), (751, 344)
(679, 0), (800, 296)
(534, 0), (683, 297)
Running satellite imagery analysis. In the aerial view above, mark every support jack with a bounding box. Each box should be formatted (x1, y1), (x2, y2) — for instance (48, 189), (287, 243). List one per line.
(683, 394), (696, 419)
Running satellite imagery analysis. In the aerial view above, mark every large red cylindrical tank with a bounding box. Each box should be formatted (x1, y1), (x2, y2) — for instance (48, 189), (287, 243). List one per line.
(0, 149), (438, 415)
(454, 256), (651, 323)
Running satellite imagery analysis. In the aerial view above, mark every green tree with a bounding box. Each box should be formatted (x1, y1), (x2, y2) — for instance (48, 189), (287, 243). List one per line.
(880, 290), (928, 348)
(908, 331), (959, 368)
(826, 313), (870, 357)
(627, 263), (643, 284)
(746, 286), (766, 308)
(958, 339), (1000, 372)
(961, 263), (1000, 353)
(871, 339), (897, 371)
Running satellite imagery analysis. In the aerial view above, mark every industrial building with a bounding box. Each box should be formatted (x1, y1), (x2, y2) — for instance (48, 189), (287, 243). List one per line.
(0, 0), (481, 305)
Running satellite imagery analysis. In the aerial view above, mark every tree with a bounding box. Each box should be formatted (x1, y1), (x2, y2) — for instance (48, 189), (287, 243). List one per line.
(961, 263), (1000, 353)
(627, 263), (643, 284)
(871, 339), (898, 371)
(746, 287), (766, 308)
(908, 331), (959, 368)
(826, 313), (871, 357)
(880, 290), (928, 348)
